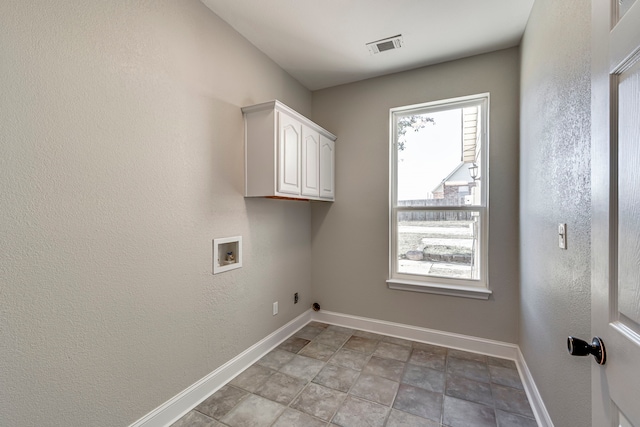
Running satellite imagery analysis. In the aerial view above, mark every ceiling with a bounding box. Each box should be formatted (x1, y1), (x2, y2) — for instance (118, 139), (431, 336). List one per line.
(201, 0), (535, 91)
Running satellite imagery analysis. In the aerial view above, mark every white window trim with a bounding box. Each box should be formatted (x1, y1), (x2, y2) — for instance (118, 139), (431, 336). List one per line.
(386, 279), (492, 299)
(387, 94), (491, 300)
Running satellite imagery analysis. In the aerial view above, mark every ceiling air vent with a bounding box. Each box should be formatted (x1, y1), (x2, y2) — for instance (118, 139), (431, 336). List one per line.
(366, 34), (404, 55)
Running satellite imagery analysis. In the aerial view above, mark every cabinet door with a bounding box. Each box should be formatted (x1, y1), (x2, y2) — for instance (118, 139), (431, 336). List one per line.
(277, 113), (301, 195)
(301, 125), (320, 198)
(319, 135), (335, 200)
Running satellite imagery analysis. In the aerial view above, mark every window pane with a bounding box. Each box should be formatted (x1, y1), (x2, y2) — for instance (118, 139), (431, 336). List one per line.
(396, 106), (482, 206)
(397, 210), (481, 280)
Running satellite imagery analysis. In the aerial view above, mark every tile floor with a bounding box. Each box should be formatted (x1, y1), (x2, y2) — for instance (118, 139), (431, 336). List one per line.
(171, 322), (537, 427)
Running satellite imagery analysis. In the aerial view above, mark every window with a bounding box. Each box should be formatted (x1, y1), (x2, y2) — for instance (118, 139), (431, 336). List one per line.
(387, 94), (491, 299)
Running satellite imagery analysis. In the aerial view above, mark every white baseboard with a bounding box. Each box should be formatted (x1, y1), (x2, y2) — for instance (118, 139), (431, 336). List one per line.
(129, 308), (552, 427)
(128, 309), (312, 427)
(515, 347), (554, 427)
(312, 310), (553, 427)
(312, 310), (519, 359)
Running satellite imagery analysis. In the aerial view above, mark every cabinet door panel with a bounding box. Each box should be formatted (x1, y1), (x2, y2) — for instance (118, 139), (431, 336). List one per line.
(320, 135), (335, 200)
(278, 113), (301, 195)
(302, 125), (320, 197)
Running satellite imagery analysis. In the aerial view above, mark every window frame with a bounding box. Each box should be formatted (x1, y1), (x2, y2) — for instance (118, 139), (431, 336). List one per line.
(387, 93), (491, 300)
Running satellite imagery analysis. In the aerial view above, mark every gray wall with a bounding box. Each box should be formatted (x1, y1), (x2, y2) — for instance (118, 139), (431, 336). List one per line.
(0, 1), (313, 425)
(311, 48), (520, 343)
(519, 0), (592, 426)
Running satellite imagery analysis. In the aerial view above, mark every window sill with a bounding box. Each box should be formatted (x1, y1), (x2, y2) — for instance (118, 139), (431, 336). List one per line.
(386, 279), (492, 300)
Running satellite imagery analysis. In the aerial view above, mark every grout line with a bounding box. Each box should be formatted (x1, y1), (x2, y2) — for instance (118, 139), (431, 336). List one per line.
(440, 349), (449, 426)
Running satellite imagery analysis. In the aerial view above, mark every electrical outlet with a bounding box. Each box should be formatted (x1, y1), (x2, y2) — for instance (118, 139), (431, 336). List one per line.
(273, 301), (278, 315)
(294, 292), (299, 304)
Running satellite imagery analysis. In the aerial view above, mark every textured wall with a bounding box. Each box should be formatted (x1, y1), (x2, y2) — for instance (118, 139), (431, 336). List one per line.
(0, 1), (313, 425)
(519, 0), (592, 425)
(311, 48), (520, 343)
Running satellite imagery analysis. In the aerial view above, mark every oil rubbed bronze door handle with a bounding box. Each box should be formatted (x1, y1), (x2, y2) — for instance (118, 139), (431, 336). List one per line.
(567, 336), (606, 365)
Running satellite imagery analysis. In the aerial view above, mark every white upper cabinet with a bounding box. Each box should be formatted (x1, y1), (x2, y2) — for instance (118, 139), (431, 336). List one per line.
(242, 100), (336, 201)
(301, 125), (320, 198)
(319, 135), (335, 200)
(277, 113), (301, 195)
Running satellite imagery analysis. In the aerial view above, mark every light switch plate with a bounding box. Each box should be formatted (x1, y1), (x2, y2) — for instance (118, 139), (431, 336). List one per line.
(558, 223), (567, 249)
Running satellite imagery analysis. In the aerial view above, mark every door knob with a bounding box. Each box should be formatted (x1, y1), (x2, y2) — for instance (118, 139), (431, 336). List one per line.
(567, 336), (606, 365)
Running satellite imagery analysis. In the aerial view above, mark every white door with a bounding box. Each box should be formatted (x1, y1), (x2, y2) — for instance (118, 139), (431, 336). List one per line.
(319, 135), (335, 200)
(301, 125), (320, 198)
(592, 1), (640, 425)
(277, 113), (301, 195)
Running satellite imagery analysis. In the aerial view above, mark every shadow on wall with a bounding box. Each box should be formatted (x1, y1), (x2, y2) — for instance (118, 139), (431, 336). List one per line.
(207, 99), (245, 198)
(310, 200), (332, 240)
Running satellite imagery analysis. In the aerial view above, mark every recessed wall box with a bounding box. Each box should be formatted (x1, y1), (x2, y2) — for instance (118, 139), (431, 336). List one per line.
(213, 236), (242, 274)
